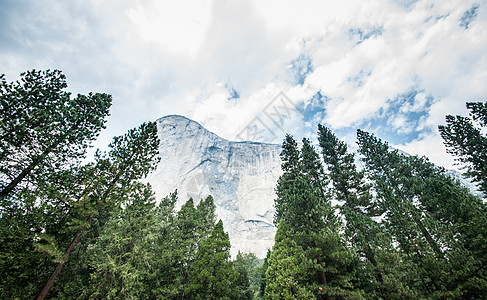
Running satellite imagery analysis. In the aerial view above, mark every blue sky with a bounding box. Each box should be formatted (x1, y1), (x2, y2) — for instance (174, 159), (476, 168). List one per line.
(1, 0), (486, 169)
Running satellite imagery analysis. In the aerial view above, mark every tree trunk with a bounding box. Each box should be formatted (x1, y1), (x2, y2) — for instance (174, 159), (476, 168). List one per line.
(0, 140), (59, 198)
(36, 225), (87, 300)
(316, 258), (331, 300)
(36, 152), (134, 299)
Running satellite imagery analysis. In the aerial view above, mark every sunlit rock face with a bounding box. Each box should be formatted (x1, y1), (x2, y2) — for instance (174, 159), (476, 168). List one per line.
(147, 115), (282, 258)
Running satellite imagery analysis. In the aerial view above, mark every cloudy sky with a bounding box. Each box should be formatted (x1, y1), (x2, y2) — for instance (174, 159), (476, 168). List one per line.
(1, 0), (486, 169)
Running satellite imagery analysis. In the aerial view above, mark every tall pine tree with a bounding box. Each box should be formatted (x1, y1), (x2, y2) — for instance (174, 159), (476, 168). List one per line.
(318, 124), (416, 299)
(0, 70), (112, 198)
(439, 101), (487, 195)
(36, 121), (160, 299)
(357, 129), (487, 298)
(272, 135), (364, 299)
(187, 220), (236, 299)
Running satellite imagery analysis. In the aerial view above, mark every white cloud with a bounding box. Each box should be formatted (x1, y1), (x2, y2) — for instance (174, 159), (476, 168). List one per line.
(126, 0), (212, 58)
(1, 0), (486, 170)
(394, 131), (456, 170)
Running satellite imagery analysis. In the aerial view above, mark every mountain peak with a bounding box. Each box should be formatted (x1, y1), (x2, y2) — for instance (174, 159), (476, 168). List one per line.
(156, 114), (225, 143)
(157, 114), (195, 123)
(149, 115), (282, 258)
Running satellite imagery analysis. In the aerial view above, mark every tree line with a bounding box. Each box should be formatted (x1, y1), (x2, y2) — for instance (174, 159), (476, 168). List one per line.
(263, 100), (487, 299)
(1, 69), (486, 299)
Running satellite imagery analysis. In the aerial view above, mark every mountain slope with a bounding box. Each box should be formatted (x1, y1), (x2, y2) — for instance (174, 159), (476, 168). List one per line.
(147, 115), (282, 258)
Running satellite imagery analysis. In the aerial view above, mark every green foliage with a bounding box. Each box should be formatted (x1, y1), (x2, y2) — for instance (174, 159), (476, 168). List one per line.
(260, 249), (271, 297)
(35, 121), (160, 299)
(86, 182), (158, 299)
(0, 69), (112, 198)
(318, 124), (415, 299)
(233, 252), (263, 299)
(0, 69), (113, 299)
(265, 222), (315, 300)
(317, 124), (375, 215)
(357, 128), (487, 297)
(147, 195), (217, 299)
(0, 194), (53, 299)
(439, 101), (487, 195)
(272, 134), (365, 299)
(274, 136), (330, 231)
(3, 69), (487, 299)
(187, 220), (236, 299)
(233, 253), (253, 300)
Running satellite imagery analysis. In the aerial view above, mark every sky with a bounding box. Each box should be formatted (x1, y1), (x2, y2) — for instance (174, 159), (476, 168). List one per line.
(1, 0), (486, 170)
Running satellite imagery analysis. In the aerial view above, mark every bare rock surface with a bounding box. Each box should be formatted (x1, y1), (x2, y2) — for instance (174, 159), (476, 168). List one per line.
(147, 115), (282, 258)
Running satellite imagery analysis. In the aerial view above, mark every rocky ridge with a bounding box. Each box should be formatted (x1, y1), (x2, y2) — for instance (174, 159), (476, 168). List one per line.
(147, 115), (282, 258)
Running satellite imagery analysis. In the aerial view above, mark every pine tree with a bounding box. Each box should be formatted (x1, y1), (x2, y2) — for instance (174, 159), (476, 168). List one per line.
(145, 191), (179, 299)
(155, 195), (217, 299)
(232, 252), (255, 300)
(265, 222), (315, 300)
(196, 195), (217, 241)
(356, 129), (487, 297)
(35, 121), (160, 299)
(187, 220), (236, 299)
(318, 124), (416, 299)
(273, 135), (364, 299)
(317, 125), (374, 214)
(260, 249), (271, 297)
(0, 193), (53, 298)
(0, 70), (112, 198)
(439, 101), (487, 195)
(87, 182), (158, 299)
(163, 198), (199, 298)
(233, 252), (264, 299)
(0, 70), (113, 298)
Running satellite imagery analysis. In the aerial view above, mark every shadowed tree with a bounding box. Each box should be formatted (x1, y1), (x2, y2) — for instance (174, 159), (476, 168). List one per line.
(272, 135), (364, 299)
(36, 121), (160, 300)
(439, 101), (487, 195)
(0, 69), (111, 199)
(357, 129), (487, 298)
(187, 220), (236, 299)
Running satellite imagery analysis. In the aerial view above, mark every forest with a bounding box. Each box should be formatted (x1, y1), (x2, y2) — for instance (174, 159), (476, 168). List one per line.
(1, 70), (486, 299)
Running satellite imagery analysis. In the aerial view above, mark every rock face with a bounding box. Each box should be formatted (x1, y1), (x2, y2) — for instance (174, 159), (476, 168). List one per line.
(147, 115), (282, 258)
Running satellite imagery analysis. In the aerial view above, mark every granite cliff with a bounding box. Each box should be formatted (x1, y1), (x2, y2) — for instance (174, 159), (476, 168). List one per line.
(147, 115), (282, 258)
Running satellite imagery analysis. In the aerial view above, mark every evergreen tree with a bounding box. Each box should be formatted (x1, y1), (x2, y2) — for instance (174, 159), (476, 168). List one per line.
(0, 193), (53, 298)
(146, 191), (178, 298)
(318, 124), (416, 299)
(0, 70), (112, 298)
(357, 129), (487, 297)
(187, 220), (236, 299)
(317, 125), (374, 214)
(87, 182), (158, 299)
(260, 249), (271, 298)
(0, 69), (112, 198)
(36, 121), (160, 299)
(155, 195), (217, 299)
(161, 198), (199, 298)
(196, 195), (217, 241)
(232, 252), (253, 300)
(273, 135), (364, 299)
(233, 252), (264, 299)
(439, 101), (487, 195)
(265, 222), (315, 300)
